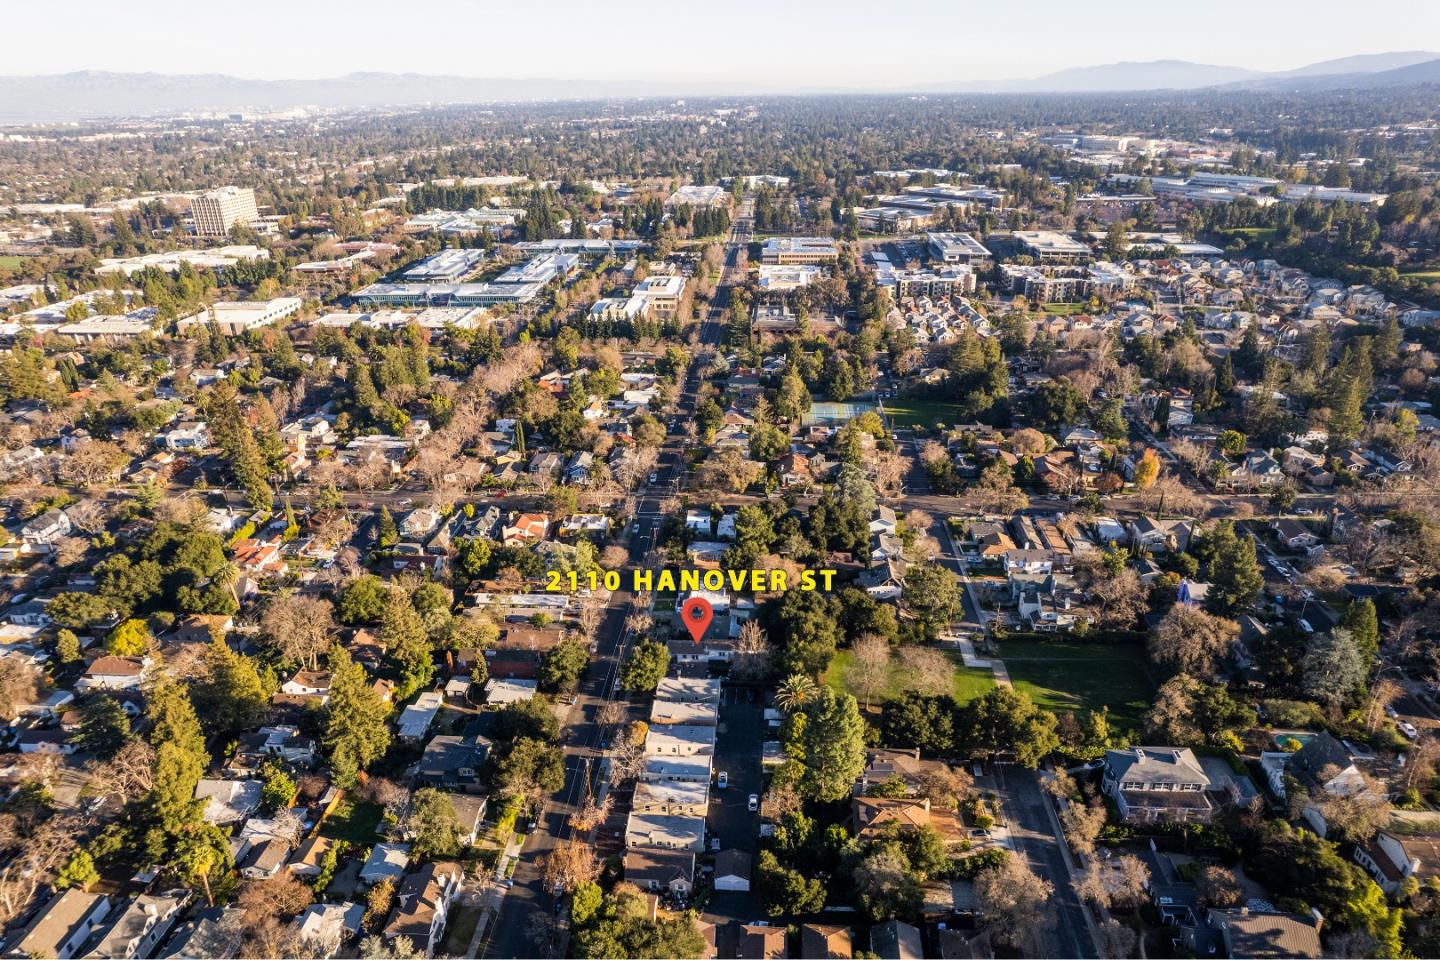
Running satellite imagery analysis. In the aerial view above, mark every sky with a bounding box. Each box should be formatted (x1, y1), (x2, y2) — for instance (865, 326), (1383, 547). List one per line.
(9, 0), (1440, 88)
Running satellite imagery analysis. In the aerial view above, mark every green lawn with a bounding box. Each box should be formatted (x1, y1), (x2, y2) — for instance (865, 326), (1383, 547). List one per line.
(1038, 302), (1088, 316)
(441, 902), (485, 955)
(1403, 269), (1440, 281)
(0, 256), (23, 270)
(1224, 227), (1278, 243)
(882, 399), (967, 429)
(998, 639), (1155, 729)
(319, 797), (385, 843)
(826, 647), (996, 708)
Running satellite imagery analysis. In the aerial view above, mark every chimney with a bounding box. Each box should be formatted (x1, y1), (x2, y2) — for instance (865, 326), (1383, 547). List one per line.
(1310, 908), (1324, 931)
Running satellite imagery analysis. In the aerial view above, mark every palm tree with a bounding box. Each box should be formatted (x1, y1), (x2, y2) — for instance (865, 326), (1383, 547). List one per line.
(775, 674), (818, 713)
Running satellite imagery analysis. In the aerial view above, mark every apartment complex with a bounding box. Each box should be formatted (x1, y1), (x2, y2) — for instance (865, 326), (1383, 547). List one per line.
(190, 187), (259, 237)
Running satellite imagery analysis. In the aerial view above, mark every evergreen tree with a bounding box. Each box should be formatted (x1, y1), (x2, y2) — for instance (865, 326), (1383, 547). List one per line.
(147, 682), (209, 832)
(324, 645), (392, 787)
(382, 589), (434, 700)
(194, 636), (267, 737)
(793, 688), (867, 801)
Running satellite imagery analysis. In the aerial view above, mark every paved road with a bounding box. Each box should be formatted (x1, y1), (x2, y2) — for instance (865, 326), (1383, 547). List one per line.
(702, 690), (766, 955)
(989, 764), (1098, 958)
(481, 203), (749, 959)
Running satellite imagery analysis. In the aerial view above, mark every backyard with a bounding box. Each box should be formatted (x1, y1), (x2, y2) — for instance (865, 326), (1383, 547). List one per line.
(997, 638), (1156, 729)
(318, 795), (386, 843)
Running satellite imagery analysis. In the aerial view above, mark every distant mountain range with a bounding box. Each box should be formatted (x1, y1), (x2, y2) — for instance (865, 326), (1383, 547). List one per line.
(927, 50), (1440, 93)
(1, 51), (1438, 124)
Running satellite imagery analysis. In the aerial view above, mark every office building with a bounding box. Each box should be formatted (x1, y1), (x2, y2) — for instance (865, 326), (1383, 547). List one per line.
(1013, 230), (1092, 264)
(760, 237), (838, 265)
(926, 232), (992, 265)
(190, 187), (259, 237)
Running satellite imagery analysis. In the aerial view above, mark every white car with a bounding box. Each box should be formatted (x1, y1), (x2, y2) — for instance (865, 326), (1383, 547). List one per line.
(1399, 721), (1420, 740)
(747, 793), (759, 812)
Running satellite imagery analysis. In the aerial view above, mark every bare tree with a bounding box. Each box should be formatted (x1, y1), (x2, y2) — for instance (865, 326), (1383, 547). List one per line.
(260, 593), (336, 670)
(1060, 802), (1108, 858)
(729, 619), (776, 682)
(1195, 865), (1245, 908)
(897, 646), (953, 698)
(0, 658), (41, 720)
(975, 855), (1055, 956)
(1148, 605), (1239, 677)
(88, 738), (155, 805)
(1076, 854), (1149, 911)
(916, 765), (973, 812)
(846, 634), (893, 712)
(1310, 769), (1390, 842)
(541, 838), (602, 892)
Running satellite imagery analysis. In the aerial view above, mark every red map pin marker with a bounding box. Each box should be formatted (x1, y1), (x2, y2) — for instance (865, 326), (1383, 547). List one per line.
(680, 597), (713, 644)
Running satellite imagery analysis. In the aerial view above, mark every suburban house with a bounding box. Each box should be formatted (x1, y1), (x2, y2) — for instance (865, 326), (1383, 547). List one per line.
(382, 862), (464, 958)
(76, 656), (147, 692)
(623, 848), (695, 897)
(1101, 746), (1214, 824)
(4, 890), (111, 959)
(86, 890), (188, 958)
(1355, 830), (1440, 894)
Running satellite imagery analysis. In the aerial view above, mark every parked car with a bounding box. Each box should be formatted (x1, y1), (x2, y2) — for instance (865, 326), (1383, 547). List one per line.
(717, 771), (728, 789)
(747, 794), (759, 812)
(1400, 721), (1420, 740)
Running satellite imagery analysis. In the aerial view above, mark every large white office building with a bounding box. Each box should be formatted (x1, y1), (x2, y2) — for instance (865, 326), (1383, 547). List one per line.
(190, 187), (259, 237)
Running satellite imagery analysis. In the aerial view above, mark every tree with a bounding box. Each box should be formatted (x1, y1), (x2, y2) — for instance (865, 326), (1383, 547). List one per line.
(105, 618), (150, 656)
(851, 843), (921, 920)
(775, 674), (818, 713)
(260, 593), (335, 669)
(538, 638), (588, 693)
(961, 688), (1058, 768)
(339, 575), (388, 625)
(770, 590), (843, 677)
(756, 848), (827, 916)
(542, 838), (602, 894)
(364, 877), (397, 932)
(1340, 599), (1380, 663)
(1148, 605), (1239, 677)
(260, 763), (297, 814)
(901, 563), (961, 639)
(147, 681), (209, 831)
(1077, 854), (1149, 910)
(1301, 628), (1368, 708)
(382, 588), (434, 700)
(571, 884), (706, 959)
(407, 788), (462, 858)
(0, 658), (41, 721)
(172, 823), (235, 906)
(846, 634), (893, 712)
(1133, 448), (1161, 489)
(620, 640), (669, 693)
(793, 688), (867, 801)
(323, 645), (392, 788)
(1203, 522), (1264, 613)
(376, 506), (399, 549)
(1195, 865), (1245, 908)
(55, 850), (99, 891)
(194, 636), (267, 737)
(975, 854), (1053, 954)
(71, 696), (130, 758)
(50, 626), (82, 664)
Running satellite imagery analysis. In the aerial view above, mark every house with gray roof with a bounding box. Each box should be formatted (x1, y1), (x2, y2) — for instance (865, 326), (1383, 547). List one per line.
(1101, 746), (1214, 824)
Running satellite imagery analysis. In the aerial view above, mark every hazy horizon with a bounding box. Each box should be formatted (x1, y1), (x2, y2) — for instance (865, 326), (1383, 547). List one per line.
(9, 0), (1440, 89)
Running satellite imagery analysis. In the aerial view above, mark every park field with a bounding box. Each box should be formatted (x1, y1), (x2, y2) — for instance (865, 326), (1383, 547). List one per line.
(825, 647), (996, 710)
(0, 256), (24, 271)
(881, 399), (968, 429)
(998, 638), (1155, 729)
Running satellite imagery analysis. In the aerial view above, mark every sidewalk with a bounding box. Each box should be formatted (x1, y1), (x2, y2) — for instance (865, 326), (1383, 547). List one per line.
(954, 635), (1012, 687)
